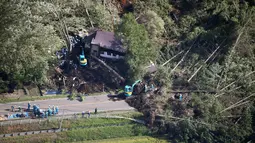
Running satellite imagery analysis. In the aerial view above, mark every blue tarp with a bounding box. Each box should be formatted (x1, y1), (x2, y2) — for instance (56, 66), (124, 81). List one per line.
(45, 90), (71, 95)
(45, 90), (62, 95)
(8, 112), (29, 119)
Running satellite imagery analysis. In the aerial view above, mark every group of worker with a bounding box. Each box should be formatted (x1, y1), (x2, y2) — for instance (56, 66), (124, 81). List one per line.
(11, 105), (22, 112)
(32, 104), (59, 119)
(10, 102), (98, 120)
(56, 47), (67, 59)
(80, 108), (97, 118)
(10, 102), (59, 119)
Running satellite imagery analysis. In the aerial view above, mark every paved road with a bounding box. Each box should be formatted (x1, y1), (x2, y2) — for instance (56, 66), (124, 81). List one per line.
(0, 95), (133, 116)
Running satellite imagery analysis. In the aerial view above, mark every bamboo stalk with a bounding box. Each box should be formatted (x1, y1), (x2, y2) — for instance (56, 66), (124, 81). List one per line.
(171, 36), (200, 73)
(220, 101), (250, 113)
(188, 39), (226, 82)
(171, 47), (192, 73)
(161, 50), (184, 66)
(85, 8), (94, 28)
(215, 21), (251, 91)
(215, 86), (241, 98)
(215, 80), (255, 97)
(220, 93), (255, 113)
(219, 71), (255, 92)
(229, 93), (255, 108)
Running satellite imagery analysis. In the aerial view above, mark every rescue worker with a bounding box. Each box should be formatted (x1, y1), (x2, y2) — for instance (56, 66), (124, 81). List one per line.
(94, 108), (97, 114)
(179, 93), (183, 101)
(11, 106), (14, 112)
(88, 111), (91, 118)
(36, 106), (40, 116)
(33, 104), (36, 116)
(45, 111), (48, 118)
(48, 106), (52, 116)
(82, 111), (85, 118)
(18, 106), (21, 112)
(41, 111), (45, 119)
(28, 102), (31, 111)
(55, 106), (59, 114)
(52, 105), (55, 115)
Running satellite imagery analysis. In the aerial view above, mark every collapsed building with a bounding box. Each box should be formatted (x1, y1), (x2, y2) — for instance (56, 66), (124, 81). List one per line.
(90, 31), (126, 60)
(49, 29), (128, 94)
(71, 30), (126, 62)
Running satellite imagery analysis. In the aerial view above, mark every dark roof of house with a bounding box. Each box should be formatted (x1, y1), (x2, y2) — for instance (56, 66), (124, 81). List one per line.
(91, 31), (126, 53)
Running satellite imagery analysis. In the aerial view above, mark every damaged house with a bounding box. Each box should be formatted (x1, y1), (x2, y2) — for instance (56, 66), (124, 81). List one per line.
(90, 31), (126, 60)
(69, 30), (126, 63)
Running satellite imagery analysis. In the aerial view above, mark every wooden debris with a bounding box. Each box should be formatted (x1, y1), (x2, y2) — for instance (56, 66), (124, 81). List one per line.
(91, 55), (125, 82)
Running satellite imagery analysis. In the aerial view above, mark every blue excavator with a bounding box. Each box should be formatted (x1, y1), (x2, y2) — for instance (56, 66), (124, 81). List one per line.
(108, 80), (154, 100)
(79, 48), (87, 66)
(124, 80), (155, 97)
(124, 80), (144, 97)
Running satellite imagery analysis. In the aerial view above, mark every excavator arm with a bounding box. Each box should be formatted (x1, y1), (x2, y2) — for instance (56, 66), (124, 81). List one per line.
(124, 80), (147, 97)
(132, 80), (146, 95)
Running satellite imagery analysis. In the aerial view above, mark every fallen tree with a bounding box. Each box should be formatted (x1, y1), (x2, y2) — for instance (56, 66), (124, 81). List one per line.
(91, 55), (125, 82)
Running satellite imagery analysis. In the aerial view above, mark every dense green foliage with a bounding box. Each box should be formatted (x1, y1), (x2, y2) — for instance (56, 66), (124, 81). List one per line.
(0, 1), (63, 88)
(130, 0), (255, 142)
(117, 14), (157, 80)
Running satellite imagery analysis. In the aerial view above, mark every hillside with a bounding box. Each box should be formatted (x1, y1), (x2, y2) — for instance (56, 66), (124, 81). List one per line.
(0, 0), (254, 142)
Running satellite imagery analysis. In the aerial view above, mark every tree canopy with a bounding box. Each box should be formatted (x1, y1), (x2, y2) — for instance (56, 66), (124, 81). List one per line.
(117, 13), (157, 80)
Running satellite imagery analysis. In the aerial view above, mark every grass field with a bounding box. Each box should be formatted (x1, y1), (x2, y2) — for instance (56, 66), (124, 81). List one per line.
(0, 111), (169, 143)
(0, 124), (154, 143)
(0, 117), (133, 134)
(58, 124), (149, 142)
(79, 136), (168, 143)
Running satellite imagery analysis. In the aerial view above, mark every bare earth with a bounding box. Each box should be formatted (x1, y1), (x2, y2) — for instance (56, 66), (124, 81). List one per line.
(0, 95), (133, 116)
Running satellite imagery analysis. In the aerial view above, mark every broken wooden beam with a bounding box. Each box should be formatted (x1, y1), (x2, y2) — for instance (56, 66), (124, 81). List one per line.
(91, 55), (125, 82)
